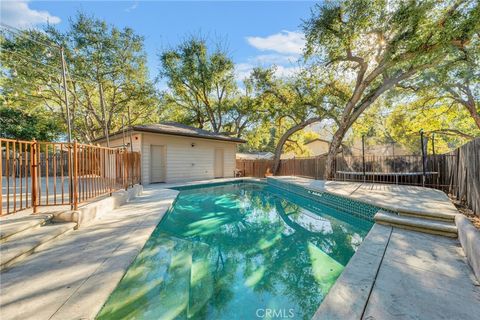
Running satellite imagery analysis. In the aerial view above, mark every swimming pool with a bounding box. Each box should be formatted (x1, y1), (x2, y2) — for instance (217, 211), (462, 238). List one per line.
(97, 181), (374, 319)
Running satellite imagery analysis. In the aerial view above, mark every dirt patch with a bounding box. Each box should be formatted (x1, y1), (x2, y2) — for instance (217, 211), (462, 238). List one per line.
(450, 197), (480, 229)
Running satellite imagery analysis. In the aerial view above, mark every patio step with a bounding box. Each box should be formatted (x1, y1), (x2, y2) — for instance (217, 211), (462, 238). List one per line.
(0, 214), (54, 243)
(0, 221), (77, 270)
(375, 210), (457, 238)
(396, 209), (456, 222)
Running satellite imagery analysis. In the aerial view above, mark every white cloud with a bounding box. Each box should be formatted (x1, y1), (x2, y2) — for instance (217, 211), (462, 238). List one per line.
(0, 0), (61, 29)
(273, 65), (301, 78)
(246, 30), (305, 55)
(237, 30), (306, 82)
(250, 53), (299, 65)
(235, 63), (256, 81)
(125, 1), (139, 12)
(235, 62), (300, 82)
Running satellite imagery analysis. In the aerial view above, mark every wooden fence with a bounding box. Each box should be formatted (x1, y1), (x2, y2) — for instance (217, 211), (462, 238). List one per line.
(445, 138), (479, 215)
(1, 138), (141, 215)
(236, 138), (480, 215)
(236, 157), (327, 179)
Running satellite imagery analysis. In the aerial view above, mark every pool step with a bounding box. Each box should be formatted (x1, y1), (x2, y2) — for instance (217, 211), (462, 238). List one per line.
(156, 238), (192, 318)
(96, 235), (192, 319)
(189, 243), (214, 318)
(0, 221), (77, 270)
(375, 210), (457, 238)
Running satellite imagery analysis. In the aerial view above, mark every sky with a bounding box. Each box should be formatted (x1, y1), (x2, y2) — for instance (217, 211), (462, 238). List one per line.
(1, 0), (318, 86)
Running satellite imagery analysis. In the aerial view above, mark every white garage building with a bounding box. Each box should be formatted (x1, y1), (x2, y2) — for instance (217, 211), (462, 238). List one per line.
(95, 122), (245, 184)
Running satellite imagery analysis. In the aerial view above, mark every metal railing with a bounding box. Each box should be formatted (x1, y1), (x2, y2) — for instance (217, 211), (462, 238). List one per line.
(1, 138), (141, 215)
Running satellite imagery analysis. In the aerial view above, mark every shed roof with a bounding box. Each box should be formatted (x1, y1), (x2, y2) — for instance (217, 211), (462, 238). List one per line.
(94, 122), (246, 143)
(304, 138), (331, 145)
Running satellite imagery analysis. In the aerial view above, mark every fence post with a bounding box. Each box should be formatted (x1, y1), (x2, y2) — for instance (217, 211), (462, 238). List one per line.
(0, 140), (2, 215)
(73, 141), (78, 210)
(31, 140), (38, 213)
(124, 150), (128, 191)
(293, 157), (296, 176)
(420, 129), (426, 187)
(362, 135), (366, 182)
(432, 133), (435, 156)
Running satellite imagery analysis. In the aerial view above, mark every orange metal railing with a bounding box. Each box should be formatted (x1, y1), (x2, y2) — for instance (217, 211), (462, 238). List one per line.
(1, 138), (141, 215)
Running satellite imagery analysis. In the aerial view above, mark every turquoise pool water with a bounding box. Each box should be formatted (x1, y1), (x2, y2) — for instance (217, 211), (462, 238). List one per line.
(97, 182), (373, 320)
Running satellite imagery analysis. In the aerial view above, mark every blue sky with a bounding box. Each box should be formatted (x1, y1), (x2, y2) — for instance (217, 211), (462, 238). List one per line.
(1, 1), (318, 85)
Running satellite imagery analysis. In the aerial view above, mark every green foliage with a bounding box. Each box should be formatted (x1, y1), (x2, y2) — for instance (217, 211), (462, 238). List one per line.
(1, 12), (159, 142)
(302, 0), (479, 176)
(283, 131), (320, 157)
(0, 106), (62, 141)
(239, 123), (276, 153)
(386, 96), (479, 154)
(1, 3), (479, 156)
(249, 66), (334, 156)
(159, 37), (265, 137)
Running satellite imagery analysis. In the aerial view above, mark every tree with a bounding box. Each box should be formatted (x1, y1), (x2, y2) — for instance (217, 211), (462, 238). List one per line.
(1, 13), (159, 143)
(386, 94), (479, 154)
(303, 0), (479, 178)
(0, 106), (62, 141)
(159, 37), (267, 138)
(160, 37), (236, 133)
(252, 66), (341, 174)
(403, 31), (480, 130)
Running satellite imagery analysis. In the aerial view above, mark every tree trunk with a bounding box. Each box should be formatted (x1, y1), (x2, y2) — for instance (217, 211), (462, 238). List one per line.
(98, 82), (110, 146)
(272, 116), (323, 175)
(324, 127), (346, 179)
(464, 102), (480, 130)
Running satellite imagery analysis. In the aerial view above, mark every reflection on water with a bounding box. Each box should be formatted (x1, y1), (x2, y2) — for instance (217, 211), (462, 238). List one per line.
(97, 182), (373, 320)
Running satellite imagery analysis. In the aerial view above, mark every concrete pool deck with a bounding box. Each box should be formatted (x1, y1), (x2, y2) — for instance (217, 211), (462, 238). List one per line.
(269, 176), (459, 219)
(1, 177), (479, 319)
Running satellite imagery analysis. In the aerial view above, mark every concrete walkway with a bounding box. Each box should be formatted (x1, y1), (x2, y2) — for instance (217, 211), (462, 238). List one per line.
(0, 187), (178, 320)
(363, 228), (480, 320)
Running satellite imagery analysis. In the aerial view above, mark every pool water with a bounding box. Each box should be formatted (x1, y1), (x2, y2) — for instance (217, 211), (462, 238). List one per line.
(97, 182), (373, 320)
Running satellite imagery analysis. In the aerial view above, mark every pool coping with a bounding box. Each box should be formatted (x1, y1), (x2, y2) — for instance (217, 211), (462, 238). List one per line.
(267, 176), (459, 220)
(160, 176), (265, 189)
(312, 223), (393, 319)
